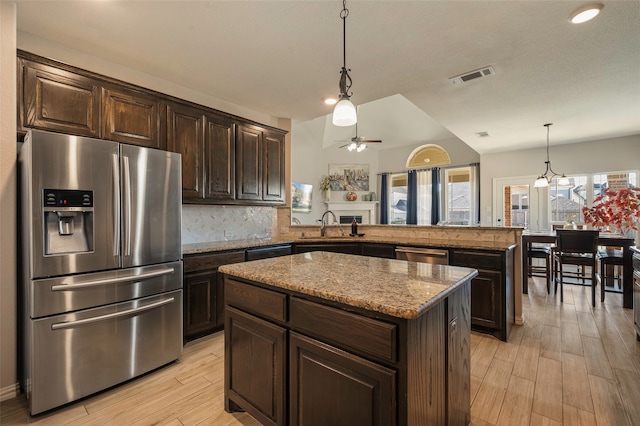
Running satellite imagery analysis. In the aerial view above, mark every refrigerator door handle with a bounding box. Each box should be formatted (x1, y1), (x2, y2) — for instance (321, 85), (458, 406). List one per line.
(112, 153), (120, 257)
(50, 267), (175, 291)
(123, 155), (132, 257)
(51, 297), (175, 330)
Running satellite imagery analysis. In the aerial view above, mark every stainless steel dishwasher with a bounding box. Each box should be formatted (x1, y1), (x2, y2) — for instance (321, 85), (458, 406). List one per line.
(395, 246), (449, 264)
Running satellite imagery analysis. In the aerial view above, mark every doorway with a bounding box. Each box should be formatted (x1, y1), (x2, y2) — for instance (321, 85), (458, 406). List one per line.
(493, 177), (548, 231)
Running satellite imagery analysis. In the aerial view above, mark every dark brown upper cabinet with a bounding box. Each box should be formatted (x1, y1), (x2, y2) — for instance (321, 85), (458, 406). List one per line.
(166, 102), (205, 202)
(17, 50), (287, 206)
(20, 59), (101, 138)
(102, 86), (164, 149)
(236, 124), (263, 201)
(263, 131), (285, 202)
(236, 124), (285, 204)
(204, 114), (236, 201)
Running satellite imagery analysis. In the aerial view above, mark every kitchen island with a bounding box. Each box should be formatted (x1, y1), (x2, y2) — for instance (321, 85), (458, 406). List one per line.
(220, 251), (478, 426)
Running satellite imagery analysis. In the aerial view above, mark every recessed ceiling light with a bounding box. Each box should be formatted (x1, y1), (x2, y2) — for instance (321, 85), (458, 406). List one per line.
(475, 131), (490, 138)
(568, 3), (603, 24)
(323, 97), (337, 105)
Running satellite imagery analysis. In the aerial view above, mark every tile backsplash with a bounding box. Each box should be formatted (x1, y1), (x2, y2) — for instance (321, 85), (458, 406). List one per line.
(182, 205), (275, 244)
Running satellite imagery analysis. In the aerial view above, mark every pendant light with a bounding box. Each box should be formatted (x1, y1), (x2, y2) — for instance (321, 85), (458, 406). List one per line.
(332, 0), (357, 127)
(534, 123), (570, 188)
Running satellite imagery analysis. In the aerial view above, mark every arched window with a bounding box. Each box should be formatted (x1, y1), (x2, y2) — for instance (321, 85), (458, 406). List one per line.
(406, 144), (451, 169)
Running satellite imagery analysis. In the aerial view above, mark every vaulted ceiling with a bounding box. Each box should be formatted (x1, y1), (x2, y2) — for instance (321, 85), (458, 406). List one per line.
(15, 1), (640, 154)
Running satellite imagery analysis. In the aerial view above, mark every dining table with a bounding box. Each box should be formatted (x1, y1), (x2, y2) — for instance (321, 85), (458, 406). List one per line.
(521, 230), (636, 309)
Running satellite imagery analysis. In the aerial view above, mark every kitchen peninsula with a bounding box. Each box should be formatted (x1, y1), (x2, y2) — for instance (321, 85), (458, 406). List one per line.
(220, 251), (478, 425)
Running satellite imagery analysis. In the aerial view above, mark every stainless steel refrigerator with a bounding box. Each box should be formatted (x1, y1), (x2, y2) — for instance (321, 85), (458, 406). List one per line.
(19, 129), (183, 415)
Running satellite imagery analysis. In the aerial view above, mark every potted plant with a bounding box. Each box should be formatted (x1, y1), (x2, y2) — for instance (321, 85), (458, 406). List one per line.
(582, 187), (640, 238)
(320, 175), (332, 202)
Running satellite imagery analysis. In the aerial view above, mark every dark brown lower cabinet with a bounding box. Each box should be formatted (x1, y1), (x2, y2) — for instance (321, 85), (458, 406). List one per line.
(183, 250), (245, 342)
(225, 306), (286, 426)
(293, 243), (361, 255)
(289, 332), (395, 426)
(223, 275), (471, 425)
(450, 248), (514, 341)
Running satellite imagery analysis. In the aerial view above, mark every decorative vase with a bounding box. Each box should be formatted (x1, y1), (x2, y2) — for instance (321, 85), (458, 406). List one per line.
(324, 189), (331, 202)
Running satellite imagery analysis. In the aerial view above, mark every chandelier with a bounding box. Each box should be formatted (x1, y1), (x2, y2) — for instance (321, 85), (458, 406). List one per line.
(534, 123), (570, 188)
(332, 0), (357, 127)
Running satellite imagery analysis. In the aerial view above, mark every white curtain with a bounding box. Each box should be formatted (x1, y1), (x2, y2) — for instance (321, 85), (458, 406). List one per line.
(416, 169), (432, 225)
(469, 163), (480, 225)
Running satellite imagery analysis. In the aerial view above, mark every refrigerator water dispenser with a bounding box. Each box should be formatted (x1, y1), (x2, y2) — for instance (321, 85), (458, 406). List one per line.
(43, 189), (94, 255)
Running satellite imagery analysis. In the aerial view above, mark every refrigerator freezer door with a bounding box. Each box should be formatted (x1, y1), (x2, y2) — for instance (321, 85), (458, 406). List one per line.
(21, 130), (120, 278)
(120, 145), (182, 268)
(26, 289), (183, 415)
(30, 261), (183, 318)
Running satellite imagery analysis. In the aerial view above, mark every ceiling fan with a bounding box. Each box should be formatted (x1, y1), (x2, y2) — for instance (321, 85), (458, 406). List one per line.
(338, 120), (382, 152)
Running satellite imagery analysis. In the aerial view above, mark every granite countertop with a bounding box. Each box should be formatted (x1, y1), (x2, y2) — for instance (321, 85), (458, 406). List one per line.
(183, 235), (516, 255)
(219, 251), (478, 320)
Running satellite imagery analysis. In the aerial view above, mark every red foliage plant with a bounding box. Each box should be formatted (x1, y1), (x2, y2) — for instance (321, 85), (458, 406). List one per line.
(582, 187), (640, 232)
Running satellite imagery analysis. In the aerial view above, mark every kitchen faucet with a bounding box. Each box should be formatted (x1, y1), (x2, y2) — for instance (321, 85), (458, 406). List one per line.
(320, 210), (337, 237)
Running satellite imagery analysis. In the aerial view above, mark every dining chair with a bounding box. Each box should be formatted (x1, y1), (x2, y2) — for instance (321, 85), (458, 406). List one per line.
(554, 229), (600, 306)
(527, 243), (552, 293)
(599, 248), (623, 301)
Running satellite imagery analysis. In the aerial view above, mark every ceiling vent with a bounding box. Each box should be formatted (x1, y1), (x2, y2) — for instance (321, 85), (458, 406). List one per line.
(450, 66), (495, 85)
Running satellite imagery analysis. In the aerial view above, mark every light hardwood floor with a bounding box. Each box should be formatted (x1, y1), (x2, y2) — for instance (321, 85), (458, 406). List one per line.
(2, 276), (639, 425)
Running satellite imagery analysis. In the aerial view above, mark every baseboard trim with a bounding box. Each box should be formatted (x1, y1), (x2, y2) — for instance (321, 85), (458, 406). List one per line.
(0, 383), (20, 402)
(514, 315), (524, 326)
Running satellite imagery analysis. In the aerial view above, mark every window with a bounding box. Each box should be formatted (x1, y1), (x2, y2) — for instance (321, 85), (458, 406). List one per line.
(389, 173), (407, 225)
(443, 165), (479, 225)
(549, 171), (637, 226)
(550, 175), (587, 224)
(444, 168), (470, 224)
(509, 185), (530, 228)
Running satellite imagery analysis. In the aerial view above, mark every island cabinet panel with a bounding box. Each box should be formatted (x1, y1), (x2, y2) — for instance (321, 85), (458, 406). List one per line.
(21, 59), (101, 138)
(289, 332), (396, 426)
(223, 272), (472, 425)
(450, 249), (513, 341)
(225, 306), (286, 426)
(183, 250), (245, 342)
(406, 301), (446, 425)
(226, 278), (287, 323)
(447, 281), (471, 426)
(290, 297), (397, 363)
(166, 102), (205, 201)
(102, 86), (164, 149)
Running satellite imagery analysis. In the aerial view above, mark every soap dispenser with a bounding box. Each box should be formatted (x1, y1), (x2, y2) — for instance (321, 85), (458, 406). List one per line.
(351, 218), (358, 235)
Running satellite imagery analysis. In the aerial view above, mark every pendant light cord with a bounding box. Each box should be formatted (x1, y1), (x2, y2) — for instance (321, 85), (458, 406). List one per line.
(341, 0), (349, 68)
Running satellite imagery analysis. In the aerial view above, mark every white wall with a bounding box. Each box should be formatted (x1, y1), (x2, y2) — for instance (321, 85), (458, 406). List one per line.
(291, 116), (380, 225)
(291, 121), (480, 225)
(480, 134), (640, 225)
(0, 1), (18, 400)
